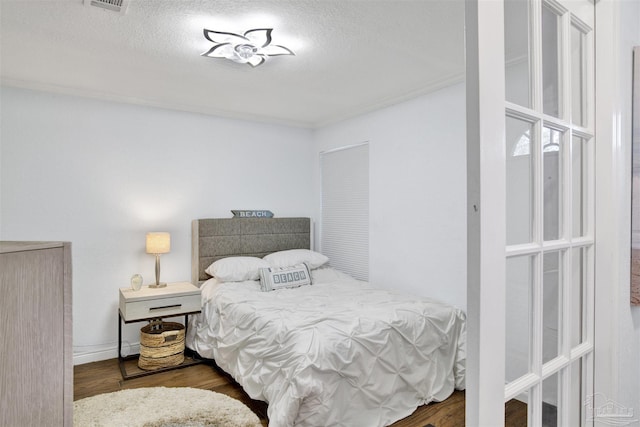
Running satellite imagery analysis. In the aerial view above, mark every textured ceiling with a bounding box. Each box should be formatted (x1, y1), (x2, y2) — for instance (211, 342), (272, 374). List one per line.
(0, 0), (465, 128)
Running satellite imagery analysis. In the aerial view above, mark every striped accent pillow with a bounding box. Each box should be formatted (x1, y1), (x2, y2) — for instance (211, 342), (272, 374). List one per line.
(259, 263), (312, 292)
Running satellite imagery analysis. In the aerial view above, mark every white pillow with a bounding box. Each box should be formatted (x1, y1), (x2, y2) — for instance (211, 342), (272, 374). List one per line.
(263, 249), (329, 270)
(259, 263), (312, 292)
(205, 256), (270, 282)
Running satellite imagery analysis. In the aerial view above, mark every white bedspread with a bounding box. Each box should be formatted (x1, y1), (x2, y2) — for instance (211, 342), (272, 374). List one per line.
(186, 267), (466, 427)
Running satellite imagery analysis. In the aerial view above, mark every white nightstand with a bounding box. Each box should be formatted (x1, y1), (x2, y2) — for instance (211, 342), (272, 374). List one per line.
(118, 281), (202, 379)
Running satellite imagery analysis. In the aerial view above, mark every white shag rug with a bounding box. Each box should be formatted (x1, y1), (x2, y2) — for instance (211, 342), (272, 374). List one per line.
(73, 387), (263, 427)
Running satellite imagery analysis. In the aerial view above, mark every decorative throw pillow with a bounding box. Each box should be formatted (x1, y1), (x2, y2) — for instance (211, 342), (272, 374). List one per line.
(205, 256), (270, 282)
(259, 263), (312, 291)
(263, 249), (329, 270)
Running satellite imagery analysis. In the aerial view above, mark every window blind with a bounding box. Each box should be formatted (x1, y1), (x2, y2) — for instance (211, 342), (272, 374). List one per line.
(320, 143), (369, 281)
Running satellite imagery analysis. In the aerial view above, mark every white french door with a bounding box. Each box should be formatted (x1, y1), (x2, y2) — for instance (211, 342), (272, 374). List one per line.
(504, 1), (595, 425)
(466, 0), (595, 425)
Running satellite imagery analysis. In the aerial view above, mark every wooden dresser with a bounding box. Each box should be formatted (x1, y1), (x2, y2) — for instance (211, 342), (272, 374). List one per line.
(0, 241), (72, 427)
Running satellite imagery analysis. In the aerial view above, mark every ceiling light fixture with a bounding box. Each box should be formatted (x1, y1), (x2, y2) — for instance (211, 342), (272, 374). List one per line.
(201, 28), (295, 67)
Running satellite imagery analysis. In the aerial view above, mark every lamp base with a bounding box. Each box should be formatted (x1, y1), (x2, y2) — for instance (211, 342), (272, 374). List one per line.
(148, 282), (167, 288)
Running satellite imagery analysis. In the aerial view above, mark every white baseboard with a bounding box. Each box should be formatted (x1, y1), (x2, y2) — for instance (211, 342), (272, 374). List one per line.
(73, 342), (140, 365)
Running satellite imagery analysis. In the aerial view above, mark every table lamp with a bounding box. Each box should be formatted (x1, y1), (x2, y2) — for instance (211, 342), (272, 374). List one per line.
(146, 232), (170, 288)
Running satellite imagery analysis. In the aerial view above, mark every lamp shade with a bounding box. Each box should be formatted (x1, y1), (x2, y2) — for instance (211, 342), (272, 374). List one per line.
(146, 232), (170, 254)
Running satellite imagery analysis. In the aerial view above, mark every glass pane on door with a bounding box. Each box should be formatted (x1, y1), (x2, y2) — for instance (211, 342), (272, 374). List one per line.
(569, 360), (584, 426)
(571, 247), (586, 347)
(542, 4), (561, 118)
(572, 135), (588, 238)
(542, 372), (561, 427)
(507, 117), (535, 245)
(543, 251), (561, 364)
(505, 0), (531, 108)
(506, 255), (534, 381)
(543, 127), (563, 241)
(571, 25), (586, 127)
(506, 393), (530, 427)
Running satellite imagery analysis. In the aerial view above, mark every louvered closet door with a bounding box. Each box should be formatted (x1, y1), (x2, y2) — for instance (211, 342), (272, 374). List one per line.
(320, 143), (369, 281)
(504, 1), (595, 425)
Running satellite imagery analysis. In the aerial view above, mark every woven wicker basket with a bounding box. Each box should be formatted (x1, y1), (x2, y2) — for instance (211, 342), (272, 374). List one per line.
(138, 321), (185, 371)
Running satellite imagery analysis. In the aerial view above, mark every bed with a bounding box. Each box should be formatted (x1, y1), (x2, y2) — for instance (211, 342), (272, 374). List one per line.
(186, 217), (466, 427)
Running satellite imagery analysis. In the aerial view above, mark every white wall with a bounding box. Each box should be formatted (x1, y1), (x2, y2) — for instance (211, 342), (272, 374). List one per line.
(0, 87), (315, 363)
(313, 83), (467, 310)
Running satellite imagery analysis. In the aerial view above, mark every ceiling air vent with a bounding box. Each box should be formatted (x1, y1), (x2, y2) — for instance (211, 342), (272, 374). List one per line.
(84, 0), (129, 15)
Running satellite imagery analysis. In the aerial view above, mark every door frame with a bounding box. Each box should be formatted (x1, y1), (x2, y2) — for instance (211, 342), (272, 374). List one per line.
(465, 1), (507, 425)
(593, 0), (634, 423)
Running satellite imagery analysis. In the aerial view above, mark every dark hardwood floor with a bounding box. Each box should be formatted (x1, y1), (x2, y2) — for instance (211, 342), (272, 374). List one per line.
(74, 358), (467, 426)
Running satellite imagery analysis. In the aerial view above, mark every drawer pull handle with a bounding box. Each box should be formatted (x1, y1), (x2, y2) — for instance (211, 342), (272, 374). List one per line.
(149, 304), (182, 311)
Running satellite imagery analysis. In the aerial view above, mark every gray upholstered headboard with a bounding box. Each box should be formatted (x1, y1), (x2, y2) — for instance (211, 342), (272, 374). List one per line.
(191, 217), (312, 284)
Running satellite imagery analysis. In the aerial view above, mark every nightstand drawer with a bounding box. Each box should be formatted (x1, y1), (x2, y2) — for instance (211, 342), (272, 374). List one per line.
(121, 293), (200, 321)
(119, 282), (201, 322)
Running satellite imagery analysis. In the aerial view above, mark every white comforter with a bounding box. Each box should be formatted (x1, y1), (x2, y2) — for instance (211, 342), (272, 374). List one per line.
(186, 267), (466, 427)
